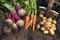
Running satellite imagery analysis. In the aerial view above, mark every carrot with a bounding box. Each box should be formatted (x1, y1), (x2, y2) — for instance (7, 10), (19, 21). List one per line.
(25, 16), (30, 28)
(32, 14), (36, 32)
(25, 14), (33, 30)
(25, 19), (32, 30)
(30, 14), (33, 26)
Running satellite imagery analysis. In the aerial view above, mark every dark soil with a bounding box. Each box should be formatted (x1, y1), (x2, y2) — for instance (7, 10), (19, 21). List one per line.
(0, 11), (60, 40)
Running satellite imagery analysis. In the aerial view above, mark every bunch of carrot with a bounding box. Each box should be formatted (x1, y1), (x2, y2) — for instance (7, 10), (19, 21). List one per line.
(24, 0), (37, 32)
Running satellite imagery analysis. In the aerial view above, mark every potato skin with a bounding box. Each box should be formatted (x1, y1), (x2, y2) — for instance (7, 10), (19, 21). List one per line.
(43, 30), (49, 34)
(49, 29), (55, 35)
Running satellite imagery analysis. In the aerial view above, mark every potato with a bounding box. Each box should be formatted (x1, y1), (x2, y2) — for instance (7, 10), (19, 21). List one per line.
(39, 14), (44, 18)
(40, 11), (45, 14)
(44, 22), (51, 28)
(49, 29), (55, 35)
(47, 17), (52, 22)
(51, 26), (56, 31)
(52, 24), (56, 27)
(37, 24), (40, 29)
(39, 21), (44, 25)
(47, 28), (50, 30)
(43, 17), (47, 20)
(48, 25), (52, 28)
(43, 30), (49, 34)
(45, 22), (51, 25)
(42, 19), (47, 23)
(52, 20), (57, 24)
(41, 27), (45, 31)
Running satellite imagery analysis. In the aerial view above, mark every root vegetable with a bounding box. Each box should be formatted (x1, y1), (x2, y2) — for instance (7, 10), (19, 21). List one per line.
(25, 16), (30, 28)
(39, 14), (44, 18)
(18, 9), (26, 16)
(39, 21), (44, 25)
(42, 19), (47, 23)
(12, 23), (18, 29)
(16, 19), (24, 27)
(3, 26), (11, 34)
(51, 26), (56, 31)
(41, 27), (45, 31)
(52, 20), (57, 24)
(43, 30), (49, 34)
(40, 11), (45, 14)
(47, 17), (52, 22)
(52, 24), (56, 27)
(47, 28), (50, 30)
(25, 19), (32, 30)
(37, 24), (40, 29)
(32, 14), (36, 32)
(5, 19), (13, 25)
(49, 29), (55, 35)
(43, 17), (47, 20)
(45, 22), (51, 26)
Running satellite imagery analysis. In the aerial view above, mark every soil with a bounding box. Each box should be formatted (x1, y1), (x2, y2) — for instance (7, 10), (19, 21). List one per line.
(0, 10), (60, 40)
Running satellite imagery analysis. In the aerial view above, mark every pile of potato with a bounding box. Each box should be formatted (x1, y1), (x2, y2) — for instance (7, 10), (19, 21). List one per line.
(37, 14), (57, 35)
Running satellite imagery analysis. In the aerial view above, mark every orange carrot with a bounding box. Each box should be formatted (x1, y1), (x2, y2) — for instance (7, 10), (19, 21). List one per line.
(25, 14), (33, 30)
(25, 19), (32, 30)
(25, 16), (30, 28)
(30, 14), (33, 26)
(32, 14), (36, 32)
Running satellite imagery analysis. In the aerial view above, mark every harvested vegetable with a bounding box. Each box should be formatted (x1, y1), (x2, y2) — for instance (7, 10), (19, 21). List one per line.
(11, 23), (18, 29)
(43, 17), (47, 20)
(3, 26), (11, 34)
(32, 14), (36, 32)
(39, 21), (44, 25)
(49, 29), (55, 35)
(25, 16), (30, 28)
(43, 30), (49, 34)
(52, 20), (57, 24)
(18, 9), (26, 16)
(5, 19), (13, 25)
(37, 24), (40, 29)
(16, 19), (24, 27)
(41, 27), (45, 31)
(39, 14), (44, 18)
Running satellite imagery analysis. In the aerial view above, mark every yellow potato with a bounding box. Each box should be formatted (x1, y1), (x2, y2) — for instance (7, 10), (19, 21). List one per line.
(49, 29), (55, 35)
(52, 20), (57, 24)
(44, 22), (51, 28)
(43, 17), (47, 20)
(45, 22), (51, 25)
(41, 27), (45, 31)
(47, 28), (50, 30)
(51, 26), (56, 31)
(39, 21), (44, 25)
(52, 24), (56, 27)
(39, 14), (44, 18)
(37, 24), (40, 29)
(47, 17), (52, 22)
(43, 30), (49, 34)
(42, 19), (47, 23)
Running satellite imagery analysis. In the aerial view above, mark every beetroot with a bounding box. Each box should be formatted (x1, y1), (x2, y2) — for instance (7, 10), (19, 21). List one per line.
(7, 12), (12, 19)
(11, 12), (20, 20)
(3, 26), (11, 34)
(18, 9), (26, 16)
(16, 19), (24, 27)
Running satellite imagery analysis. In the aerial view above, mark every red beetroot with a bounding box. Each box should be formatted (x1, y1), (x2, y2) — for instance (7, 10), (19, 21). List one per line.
(18, 9), (26, 16)
(3, 26), (11, 34)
